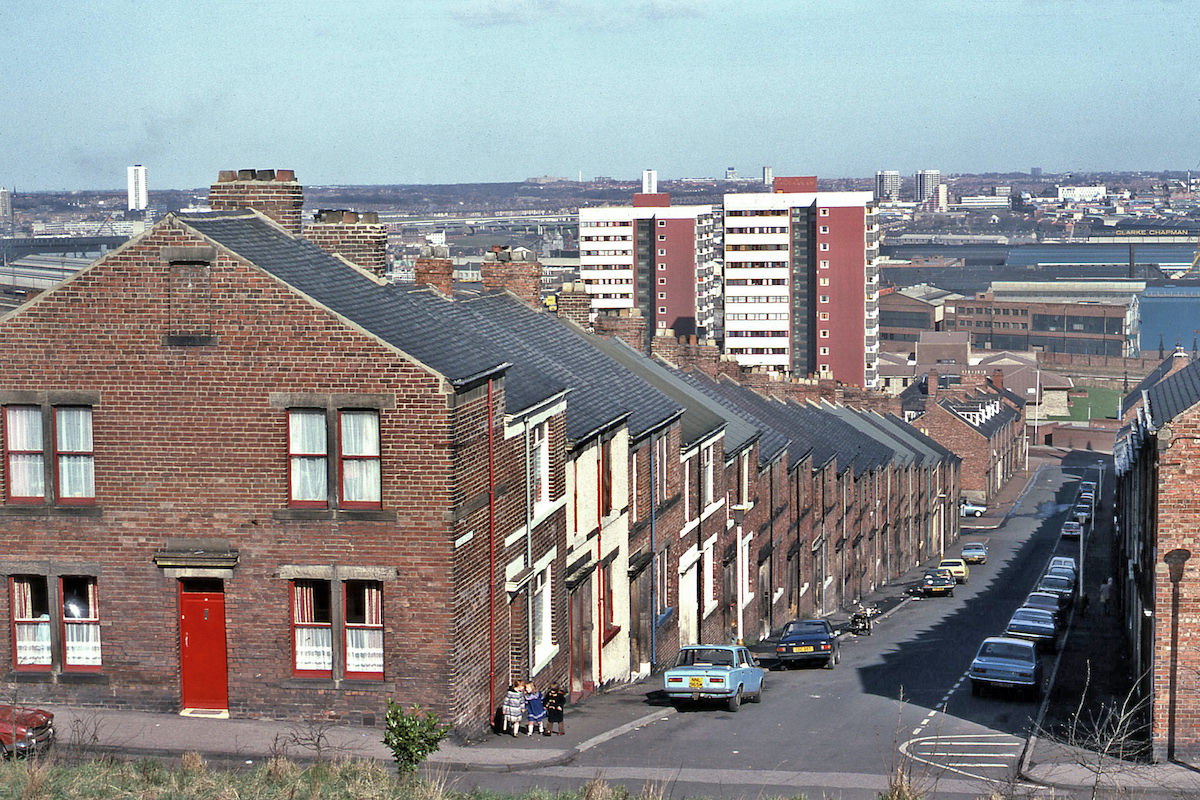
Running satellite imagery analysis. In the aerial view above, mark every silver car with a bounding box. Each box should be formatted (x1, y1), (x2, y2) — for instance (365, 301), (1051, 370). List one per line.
(1006, 607), (1058, 652)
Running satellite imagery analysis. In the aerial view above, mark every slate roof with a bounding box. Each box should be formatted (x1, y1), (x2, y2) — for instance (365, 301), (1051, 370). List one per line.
(791, 403), (894, 479)
(1146, 359), (1200, 429)
(821, 404), (916, 468)
(878, 413), (960, 465)
(672, 372), (809, 471)
(583, 338), (748, 454)
(938, 396), (1019, 439)
(460, 293), (683, 444)
(1122, 351), (1190, 418)
(177, 211), (528, 393)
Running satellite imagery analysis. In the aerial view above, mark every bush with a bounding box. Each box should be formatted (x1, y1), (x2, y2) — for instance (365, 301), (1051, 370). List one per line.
(382, 701), (450, 775)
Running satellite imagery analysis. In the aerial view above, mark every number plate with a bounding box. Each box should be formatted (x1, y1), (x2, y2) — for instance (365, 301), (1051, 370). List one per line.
(794, 645), (814, 653)
(688, 676), (703, 688)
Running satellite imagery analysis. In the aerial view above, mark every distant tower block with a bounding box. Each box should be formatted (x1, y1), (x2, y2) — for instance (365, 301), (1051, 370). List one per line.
(127, 165), (148, 211)
(642, 169), (658, 194)
(763, 167), (773, 188)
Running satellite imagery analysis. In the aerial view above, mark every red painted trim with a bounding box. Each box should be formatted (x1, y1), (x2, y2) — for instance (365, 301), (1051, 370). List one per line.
(3, 405), (45, 504)
(9, 576), (51, 672)
(290, 580), (333, 678)
(59, 576), (101, 673)
(336, 410), (381, 510)
(286, 408), (328, 509)
(52, 406), (95, 506)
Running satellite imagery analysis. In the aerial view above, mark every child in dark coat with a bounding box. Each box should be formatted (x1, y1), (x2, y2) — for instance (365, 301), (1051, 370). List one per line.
(544, 683), (566, 735)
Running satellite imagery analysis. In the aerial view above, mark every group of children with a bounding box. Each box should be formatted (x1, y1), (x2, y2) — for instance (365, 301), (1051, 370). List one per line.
(501, 681), (566, 737)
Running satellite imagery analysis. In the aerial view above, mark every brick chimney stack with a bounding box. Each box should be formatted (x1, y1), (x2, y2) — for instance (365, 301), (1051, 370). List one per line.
(209, 169), (303, 235)
(991, 369), (1005, 392)
(480, 245), (542, 308)
(593, 308), (648, 353)
(557, 282), (592, 329)
(414, 245), (454, 297)
(304, 209), (389, 278)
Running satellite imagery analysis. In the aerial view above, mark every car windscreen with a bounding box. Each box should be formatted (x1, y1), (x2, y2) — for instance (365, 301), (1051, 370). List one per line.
(1040, 577), (1070, 591)
(978, 642), (1034, 662)
(783, 621), (826, 637)
(1011, 609), (1050, 623)
(675, 648), (734, 667)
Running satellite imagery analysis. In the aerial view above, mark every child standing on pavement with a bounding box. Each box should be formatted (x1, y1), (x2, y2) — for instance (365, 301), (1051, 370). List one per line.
(501, 682), (525, 736)
(544, 683), (566, 736)
(523, 681), (548, 736)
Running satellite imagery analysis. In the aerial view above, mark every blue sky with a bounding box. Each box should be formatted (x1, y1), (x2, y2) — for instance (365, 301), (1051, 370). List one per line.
(3, 0), (1198, 190)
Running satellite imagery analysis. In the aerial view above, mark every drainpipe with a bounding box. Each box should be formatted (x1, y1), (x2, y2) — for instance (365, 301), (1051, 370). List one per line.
(649, 437), (658, 669)
(487, 379), (497, 718)
(768, 461), (775, 633)
(596, 442), (604, 686)
(523, 418), (533, 672)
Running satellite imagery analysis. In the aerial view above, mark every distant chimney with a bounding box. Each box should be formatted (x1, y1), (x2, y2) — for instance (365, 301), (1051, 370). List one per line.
(414, 245), (453, 297)
(556, 282), (592, 329)
(480, 245), (542, 307)
(209, 169), (303, 235)
(991, 369), (1005, 392)
(304, 209), (389, 277)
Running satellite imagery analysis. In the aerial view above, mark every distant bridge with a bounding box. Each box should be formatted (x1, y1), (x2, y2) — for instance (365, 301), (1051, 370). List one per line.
(378, 211), (576, 228)
(1, 235), (128, 261)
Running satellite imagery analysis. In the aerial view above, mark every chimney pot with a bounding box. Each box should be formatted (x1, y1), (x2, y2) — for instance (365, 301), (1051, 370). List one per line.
(255, 169), (276, 181)
(218, 170), (237, 183)
(237, 169), (257, 180)
(275, 169), (295, 182)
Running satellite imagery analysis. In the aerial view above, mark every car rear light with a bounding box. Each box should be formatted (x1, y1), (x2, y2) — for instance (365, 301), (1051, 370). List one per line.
(667, 677), (682, 683)
(820, 643), (831, 651)
(776, 646), (785, 653)
(709, 677), (724, 684)
(1018, 672), (1032, 678)
(975, 667), (987, 674)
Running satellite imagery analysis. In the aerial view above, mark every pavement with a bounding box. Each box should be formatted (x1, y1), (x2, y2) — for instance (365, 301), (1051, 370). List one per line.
(36, 448), (1200, 794)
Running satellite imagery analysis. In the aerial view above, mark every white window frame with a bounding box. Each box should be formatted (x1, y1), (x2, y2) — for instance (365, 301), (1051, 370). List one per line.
(701, 445), (714, 507)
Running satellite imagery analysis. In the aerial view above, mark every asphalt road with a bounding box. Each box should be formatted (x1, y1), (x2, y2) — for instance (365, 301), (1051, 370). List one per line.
(447, 461), (1105, 800)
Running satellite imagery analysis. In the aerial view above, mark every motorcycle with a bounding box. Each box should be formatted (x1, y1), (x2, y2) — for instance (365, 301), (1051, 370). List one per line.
(849, 604), (878, 636)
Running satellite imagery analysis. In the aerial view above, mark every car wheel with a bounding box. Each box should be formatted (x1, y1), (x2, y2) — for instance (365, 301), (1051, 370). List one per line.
(728, 687), (742, 712)
(948, 589), (954, 597)
(971, 680), (982, 697)
(753, 676), (765, 702)
(1028, 684), (1042, 702)
(974, 510), (983, 517)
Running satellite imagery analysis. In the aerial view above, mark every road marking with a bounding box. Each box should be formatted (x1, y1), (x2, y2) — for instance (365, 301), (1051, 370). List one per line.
(900, 733), (1032, 785)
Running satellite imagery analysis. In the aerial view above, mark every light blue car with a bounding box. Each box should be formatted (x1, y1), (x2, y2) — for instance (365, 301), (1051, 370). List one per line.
(663, 644), (765, 711)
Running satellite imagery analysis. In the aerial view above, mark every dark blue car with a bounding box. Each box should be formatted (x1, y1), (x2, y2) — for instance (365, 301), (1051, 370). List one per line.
(775, 619), (840, 669)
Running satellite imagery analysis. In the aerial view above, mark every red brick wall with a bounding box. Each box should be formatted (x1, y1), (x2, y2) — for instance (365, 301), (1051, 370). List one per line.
(414, 258), (453, 297)
(593, 310), (647, 353)
(0, 219), (511, 732)
(480, 257), (542, 309)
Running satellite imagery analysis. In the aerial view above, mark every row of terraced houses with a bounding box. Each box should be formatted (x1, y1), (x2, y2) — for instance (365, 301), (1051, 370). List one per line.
(0, 171), (968, 736)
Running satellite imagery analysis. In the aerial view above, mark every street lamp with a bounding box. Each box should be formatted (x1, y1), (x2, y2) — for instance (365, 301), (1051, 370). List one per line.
(1164, 548), (1191, 762)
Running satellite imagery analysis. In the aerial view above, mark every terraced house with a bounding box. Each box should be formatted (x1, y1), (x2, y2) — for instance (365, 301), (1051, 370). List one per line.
(2, 169), (964, 735)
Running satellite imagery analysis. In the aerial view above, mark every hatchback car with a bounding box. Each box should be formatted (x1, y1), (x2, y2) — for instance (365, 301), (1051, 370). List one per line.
(1061, 520), (1083, 539)
(960, 500), (988, 517)
(775, 618), (840, 669)
(921, 569), (956, 597)
(969, 636), (1042, 699)
(961, 542), (988, 564)
(664, 644), (765, 711)
(1006, 607), (1058, 652)
(938, 558), (970, 583)
(0, 704), (54, 758)
(1072, 504), (1091, 524)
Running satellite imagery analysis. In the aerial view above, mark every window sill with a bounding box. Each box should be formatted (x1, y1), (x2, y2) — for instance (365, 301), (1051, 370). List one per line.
(0, 505), (102, 518)
(281, 677), (395, 690)
(61, 671), (109, 685)
(5, 670), (108, 685)
(601, 625), (622, 646)
(8, 670), (51, 682)
(273, 508), (397, 522)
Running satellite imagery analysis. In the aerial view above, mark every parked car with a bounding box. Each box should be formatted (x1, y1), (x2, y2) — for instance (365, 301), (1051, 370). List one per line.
(775, 618), (840, 669)
(938, 558), (970, 583)
(961, 542), (988, 564)
(969, 636), (1042, 699)
(1049, 556), (1077, 575)
(1072, 504), (1091, 524)
(1061, 520), (1083, 539)
(1006, 607), (1059, 652)
(1080, 480), (1097, 494)
(921, 569), (956, 597)
(1026, 590), (1068, 625)
(664, 644), (765, 711)
(1078, 490), (1094, 505)
(1037, 574), (1075, 606)
(960, 500), (988, 517)
(0, 704), (54, 758)
(1045, 567), (1077, 592)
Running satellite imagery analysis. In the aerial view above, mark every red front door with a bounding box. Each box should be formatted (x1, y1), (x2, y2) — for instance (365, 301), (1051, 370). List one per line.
(179, 581), (229, 711)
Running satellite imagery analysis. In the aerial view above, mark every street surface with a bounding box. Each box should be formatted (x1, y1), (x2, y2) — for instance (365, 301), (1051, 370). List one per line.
(442, 459), (1111, 799)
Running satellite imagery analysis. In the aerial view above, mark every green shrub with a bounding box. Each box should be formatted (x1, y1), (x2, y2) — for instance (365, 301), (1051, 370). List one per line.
(382, 700), (450, 775)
